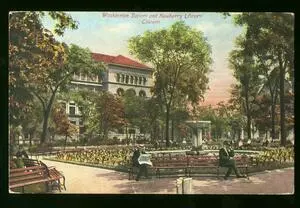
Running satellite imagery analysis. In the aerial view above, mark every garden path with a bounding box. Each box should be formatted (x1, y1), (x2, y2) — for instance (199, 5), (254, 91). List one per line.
(42, 159), (294, 194)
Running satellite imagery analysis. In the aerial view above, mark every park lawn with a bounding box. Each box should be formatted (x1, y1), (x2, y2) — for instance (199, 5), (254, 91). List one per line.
(11, 183), (47, 193)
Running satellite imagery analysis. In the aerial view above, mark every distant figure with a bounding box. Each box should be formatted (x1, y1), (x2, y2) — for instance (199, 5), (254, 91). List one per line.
(16, 146), (29, 159)
(219, 141), (246, 180)
(132, 144), (151, 181)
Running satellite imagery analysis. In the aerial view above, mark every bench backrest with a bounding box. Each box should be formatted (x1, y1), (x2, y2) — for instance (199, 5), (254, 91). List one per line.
(152, 157), (188, 167)
(22, 158), (41, 167)
(188, 156), (218, 166)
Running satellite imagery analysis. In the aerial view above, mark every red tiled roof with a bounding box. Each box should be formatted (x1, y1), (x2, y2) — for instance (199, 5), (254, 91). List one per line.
(91, 53), (151, 70)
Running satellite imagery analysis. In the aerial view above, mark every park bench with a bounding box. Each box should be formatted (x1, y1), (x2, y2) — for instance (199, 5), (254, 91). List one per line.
(9, 160), (66, 193)
(152, 157), (189, 178)
(22, 158), (42, 167)
(128, 154), (251, 180)
(187, 155), (250, 178)
(187, 156), (219, 177)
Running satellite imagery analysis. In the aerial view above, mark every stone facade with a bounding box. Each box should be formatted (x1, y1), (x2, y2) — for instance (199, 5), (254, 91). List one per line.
(63, 53), (153, 141)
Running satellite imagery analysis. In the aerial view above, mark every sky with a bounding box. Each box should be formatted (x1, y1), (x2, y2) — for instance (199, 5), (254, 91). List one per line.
(42, 12), (244, 106)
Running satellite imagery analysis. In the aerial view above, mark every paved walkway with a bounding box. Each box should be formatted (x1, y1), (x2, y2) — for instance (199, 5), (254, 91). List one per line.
(42, 159), (294, 194)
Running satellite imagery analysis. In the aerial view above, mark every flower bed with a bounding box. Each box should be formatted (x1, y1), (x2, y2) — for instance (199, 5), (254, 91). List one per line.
(47, 146), (294, 175)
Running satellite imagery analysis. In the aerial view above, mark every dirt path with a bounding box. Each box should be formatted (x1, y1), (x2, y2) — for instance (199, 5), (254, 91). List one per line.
(42, 159), (294, 194)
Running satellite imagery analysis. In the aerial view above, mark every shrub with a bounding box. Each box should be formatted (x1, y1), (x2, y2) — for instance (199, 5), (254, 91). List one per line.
(14, 158), (25, 168)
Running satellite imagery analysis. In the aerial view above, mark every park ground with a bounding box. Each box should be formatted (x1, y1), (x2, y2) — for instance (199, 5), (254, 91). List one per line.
(42, 159), (294, 194)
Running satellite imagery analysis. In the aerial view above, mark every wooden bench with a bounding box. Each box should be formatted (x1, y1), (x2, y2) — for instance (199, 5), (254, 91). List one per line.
(9, 161), (66, 193)
(128, 155), (250, 179)
(151, 157), (189, 178)
(187, 156), (219, 177)
(187, 156), (250, 178)
(22, 158), (42, 167)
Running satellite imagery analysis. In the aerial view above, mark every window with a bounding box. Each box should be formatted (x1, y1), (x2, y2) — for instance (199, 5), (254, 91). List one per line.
(134, 76), (138, 85)
(139, 77), (142, 85)
(125, 75), (129, 84)
(117, 88), (125, 96)
(116, 74), (120, 82)
(69, 103), (76, 115)
(139, 90), (146, 97)
(143, 77), (147, 85)
(121, 74), (125, 83)
(78, 106), (83, 114)
(130, 76), (134, 84)
(70, 121), (76, 125)
(79, 120), (84, 126)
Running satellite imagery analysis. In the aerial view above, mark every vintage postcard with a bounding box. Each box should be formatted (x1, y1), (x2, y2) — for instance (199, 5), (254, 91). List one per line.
(9, 11), (294, 195)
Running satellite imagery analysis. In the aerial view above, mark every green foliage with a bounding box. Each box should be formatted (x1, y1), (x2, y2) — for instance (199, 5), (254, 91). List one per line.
(251, 147), (294, 166)
(14, 158), (25, 168)
(55, 146), (133, 167)
(128, 21), (212, 146)
(232, 13), (294, 145)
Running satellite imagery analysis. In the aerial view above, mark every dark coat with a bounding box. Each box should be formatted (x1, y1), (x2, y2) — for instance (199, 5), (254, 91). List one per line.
(132, 149), (140, 167)
(16, 150), (29, 159)
(219, 147), (235, 166)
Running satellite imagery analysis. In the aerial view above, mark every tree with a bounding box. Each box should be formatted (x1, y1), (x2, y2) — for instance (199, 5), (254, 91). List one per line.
(52, 103), (79, 150)
(128, 21), (212, 147)
(122, 89), (148, 140)
(28, 44), (105, 144)
(9, 11), (77, 125)
(90, 92), (126, 141)
(233, 12), (294, 146)
(229, 38), (261, 140)
(144, 97), (164, 143)
(9, 11), (80, 144)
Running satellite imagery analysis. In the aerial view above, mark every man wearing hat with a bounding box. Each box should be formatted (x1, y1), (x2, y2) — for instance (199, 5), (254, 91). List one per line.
(132, 144), (150, 181)
(219, 141), (246, 180)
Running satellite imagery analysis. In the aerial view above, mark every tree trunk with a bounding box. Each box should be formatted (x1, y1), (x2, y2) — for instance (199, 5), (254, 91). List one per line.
(270, 99), (276, 141)
(64, 135), (67, 151)
(40, 92), (57, 144)
(244, 84), (252, 141)
(29, 133), (32, 147)
(165, 106), (170, 147)
(171, 120), (174, 141)
(279, 59), (286, 146)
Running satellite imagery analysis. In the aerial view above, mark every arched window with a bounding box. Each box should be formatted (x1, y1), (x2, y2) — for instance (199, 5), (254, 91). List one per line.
(116, 74), (120, 82)
(139, 77), (142, 85)
(130, 76), (134, 84)
(117, 88), (125, 96)
(134, 76), (138, 85)
(143, 77), (147, 85)
(121, 74), (125, 83)
(125, 75), (129, 84)
(139, 90), (146, 97)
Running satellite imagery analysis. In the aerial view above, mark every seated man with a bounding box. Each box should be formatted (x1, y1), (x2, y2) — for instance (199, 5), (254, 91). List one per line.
(132, 145), (151, 181)
(16, 146), (29, 159)
(219, 141), (246, 180)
